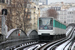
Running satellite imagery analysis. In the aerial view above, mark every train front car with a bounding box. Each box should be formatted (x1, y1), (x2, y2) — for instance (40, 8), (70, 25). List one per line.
(38, 17), (66, 42)
(38, 17), (54, 41)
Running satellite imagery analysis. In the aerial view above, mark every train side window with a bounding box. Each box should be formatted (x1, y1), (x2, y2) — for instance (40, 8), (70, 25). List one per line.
(39, 19), (42, 26)
(50, 19), (53, 26)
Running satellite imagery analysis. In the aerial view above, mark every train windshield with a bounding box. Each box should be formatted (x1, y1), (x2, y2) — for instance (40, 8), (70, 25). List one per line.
(39, 18), (53, 30)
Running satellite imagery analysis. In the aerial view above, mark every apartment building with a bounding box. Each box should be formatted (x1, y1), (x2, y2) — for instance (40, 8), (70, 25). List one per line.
(66, 8), (75, 24)
(58, 7), (75, 25)
(31, 0), (48, 5)
(29, 2), (40, 30)
(58, 10), (67, 23)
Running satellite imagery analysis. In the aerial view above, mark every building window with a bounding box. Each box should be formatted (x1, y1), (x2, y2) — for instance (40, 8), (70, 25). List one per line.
(64, 21), (66, 23)
(60, 17), (63, 19)
(8, 0), (11, 4)
(0, 0), (5, 3)
(68, 12), (73, 14)
(70, 12), (71, 14)
(74, 20), (75, 22)
(38, 8), (39, 10)
(71, 20), (73, 22)
(6, 0), (8, 4)
(67, 20), (70, 22)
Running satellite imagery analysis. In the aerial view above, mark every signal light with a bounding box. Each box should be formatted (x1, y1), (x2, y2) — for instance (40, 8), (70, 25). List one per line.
(18, 33), (20, 36)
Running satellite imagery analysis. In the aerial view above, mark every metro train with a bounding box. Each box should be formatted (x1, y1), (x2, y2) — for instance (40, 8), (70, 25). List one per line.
(38, 17), (66, 41)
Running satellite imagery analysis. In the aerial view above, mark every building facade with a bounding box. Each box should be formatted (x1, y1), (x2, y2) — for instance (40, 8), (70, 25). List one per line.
(58, 7), (75, 25)
(29, 2), (40, 30)
(58, 10), (67, 23)
(66, 8), (75, 24)
(31, 0), (48, 5)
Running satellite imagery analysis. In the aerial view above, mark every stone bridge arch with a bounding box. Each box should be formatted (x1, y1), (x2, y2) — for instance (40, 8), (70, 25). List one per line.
(6, 29), (27, 40)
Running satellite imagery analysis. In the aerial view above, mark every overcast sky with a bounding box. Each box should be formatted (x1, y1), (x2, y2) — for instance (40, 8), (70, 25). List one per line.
(48, 0), (75, 4)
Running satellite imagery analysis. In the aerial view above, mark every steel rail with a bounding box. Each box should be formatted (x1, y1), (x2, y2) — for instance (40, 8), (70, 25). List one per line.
(0, 38), (38, 50)
(48, 27), (74, 50)
(63, 39), (74, 50)
(38, 27), (74, 50)
(31, 43), (46, 50)
(14, 42), (38, 50)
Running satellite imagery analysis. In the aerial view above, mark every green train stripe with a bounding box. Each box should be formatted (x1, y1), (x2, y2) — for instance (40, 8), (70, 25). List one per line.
(53, 20), (66, 29)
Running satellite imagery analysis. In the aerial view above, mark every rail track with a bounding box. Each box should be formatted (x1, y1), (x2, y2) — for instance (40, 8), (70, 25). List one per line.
(37, 27), (74, 50)
(0, 38), (38, 50)
(0, 27), (74, 50)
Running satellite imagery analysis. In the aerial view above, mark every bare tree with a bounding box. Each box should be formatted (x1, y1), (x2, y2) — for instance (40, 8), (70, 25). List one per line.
(0, 12), (1, 28)
(6, 0), (31, 32)
(0, 16), (1, 28)
(47, 8), (58, 18)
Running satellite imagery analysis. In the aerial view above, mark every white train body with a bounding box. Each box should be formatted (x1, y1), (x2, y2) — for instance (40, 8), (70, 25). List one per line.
(38, 27), (66, 36)
(38, 17), (66, 40)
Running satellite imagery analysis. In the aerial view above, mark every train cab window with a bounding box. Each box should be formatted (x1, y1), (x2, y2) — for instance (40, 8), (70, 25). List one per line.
(39, 18), (53, 30)
(50, 19), (53, 26)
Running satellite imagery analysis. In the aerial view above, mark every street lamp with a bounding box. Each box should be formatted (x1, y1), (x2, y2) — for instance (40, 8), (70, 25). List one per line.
(2, 9), (8, 41)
